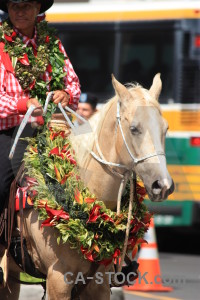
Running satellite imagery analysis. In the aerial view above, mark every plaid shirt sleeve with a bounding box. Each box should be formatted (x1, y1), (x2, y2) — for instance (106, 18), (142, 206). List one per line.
(58, 40), (81, 111)
(0, 60), (30, 130)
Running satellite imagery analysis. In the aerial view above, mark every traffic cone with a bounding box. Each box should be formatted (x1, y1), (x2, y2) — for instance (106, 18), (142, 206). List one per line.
(123, 218), (173, 292)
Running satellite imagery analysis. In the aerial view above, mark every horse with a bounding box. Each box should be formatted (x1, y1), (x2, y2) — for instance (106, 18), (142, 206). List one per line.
(1, 73), (174, 299)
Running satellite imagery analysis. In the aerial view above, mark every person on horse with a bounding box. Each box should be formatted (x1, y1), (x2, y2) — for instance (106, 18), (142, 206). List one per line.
(0, 0), (80, 283)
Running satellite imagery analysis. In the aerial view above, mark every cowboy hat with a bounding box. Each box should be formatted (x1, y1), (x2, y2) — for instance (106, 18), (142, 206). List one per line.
(0, 0), (54, 14)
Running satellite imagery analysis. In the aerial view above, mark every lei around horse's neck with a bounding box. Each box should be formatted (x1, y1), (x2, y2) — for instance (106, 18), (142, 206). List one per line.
(23, 125), (151, 265)
(0, 19), (66, 118)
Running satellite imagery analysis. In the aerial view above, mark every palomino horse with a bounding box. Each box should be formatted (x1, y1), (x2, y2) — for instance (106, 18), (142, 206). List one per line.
(2, 74), (174, 299)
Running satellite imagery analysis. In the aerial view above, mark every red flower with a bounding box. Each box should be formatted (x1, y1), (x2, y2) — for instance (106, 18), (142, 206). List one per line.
(11, 31), (17, 38)
(19, 53), (30, 65)
(113, 248), (121, 258)
(98, 249), (120, 267)
(142, 212), (153, 224)
(4, 34), (13, 42)
(29, 80), (36, 90)
(58, 40), (62, 52)
(54, 165), (61, 182)
(101, 213), (114, 223)
(49, 147), (60, 156)
(50, 130), (65, 140)
(47, 63), (52, 73)
(41, 204), (69, 227)
(80, 246), (97, 262)
(87, 205), (102, 223)
(60, 174), (70, 185)
(130, 223), (143, 234)
(45, 35), (50, 43)
(67, 156), (77, 165)
(136, 183), (147, 196)
(127, 237), (147, 258)
(74, 188), (83, 204)
(84, 197), (96, 204)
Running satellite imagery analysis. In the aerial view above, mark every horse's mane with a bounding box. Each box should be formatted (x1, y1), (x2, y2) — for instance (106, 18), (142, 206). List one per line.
(69, 94), (117, 166)
(70, 83), (161, 166)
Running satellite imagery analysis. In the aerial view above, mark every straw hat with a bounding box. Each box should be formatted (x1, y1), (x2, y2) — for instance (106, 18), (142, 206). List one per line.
(0, 0), (54, 14)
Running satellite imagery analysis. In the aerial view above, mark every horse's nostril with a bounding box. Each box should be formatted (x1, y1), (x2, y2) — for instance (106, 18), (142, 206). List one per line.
(152, 180), (162, 190)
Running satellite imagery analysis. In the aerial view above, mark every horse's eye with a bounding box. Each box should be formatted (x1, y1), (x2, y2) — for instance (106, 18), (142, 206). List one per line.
(130, 126), (140, 135)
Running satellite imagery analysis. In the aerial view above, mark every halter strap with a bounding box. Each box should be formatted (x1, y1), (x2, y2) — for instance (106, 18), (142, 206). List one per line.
(90, 101), (165, 173)
(116, 101), (165, 164)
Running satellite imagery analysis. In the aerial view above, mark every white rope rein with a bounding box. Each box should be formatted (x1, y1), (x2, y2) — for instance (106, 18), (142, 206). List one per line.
(8, 92), (91, 160)
(9, 104), (36, 159)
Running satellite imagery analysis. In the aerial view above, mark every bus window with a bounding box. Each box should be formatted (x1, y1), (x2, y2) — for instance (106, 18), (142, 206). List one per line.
(119, 30), (174, 104)
(56, 28), (115, 100)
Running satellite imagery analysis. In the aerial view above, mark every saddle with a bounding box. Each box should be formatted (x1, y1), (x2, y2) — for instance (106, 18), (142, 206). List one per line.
(0, 114), (70, 288)
(0, 162), (46, 289)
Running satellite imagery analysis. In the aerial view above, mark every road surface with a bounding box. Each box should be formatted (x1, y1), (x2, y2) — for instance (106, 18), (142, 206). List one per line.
(18, 253), (200, 300)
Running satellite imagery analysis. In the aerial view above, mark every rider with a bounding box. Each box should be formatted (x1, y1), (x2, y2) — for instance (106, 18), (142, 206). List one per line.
(0, 0), (80, 281)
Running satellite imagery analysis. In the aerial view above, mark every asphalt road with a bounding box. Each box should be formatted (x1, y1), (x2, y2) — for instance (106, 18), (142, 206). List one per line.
(124, 253), (200, 300)
(18, 253), (200, 300)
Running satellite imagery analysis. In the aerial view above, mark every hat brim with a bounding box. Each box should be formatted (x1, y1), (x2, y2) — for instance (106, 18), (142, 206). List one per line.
(0, 0), (54, 14)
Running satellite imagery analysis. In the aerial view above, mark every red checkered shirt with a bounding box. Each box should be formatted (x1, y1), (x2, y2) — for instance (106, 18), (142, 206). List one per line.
(0, 27), (81, 130)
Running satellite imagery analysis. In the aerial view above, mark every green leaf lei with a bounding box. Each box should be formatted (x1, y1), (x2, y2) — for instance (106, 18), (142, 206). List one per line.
(0, 19), (66, 119)
(23, 126), (152, 265)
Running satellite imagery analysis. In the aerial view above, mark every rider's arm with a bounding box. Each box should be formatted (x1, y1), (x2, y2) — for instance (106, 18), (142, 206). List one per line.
(0, 61), (29, 118)
(0, 61), (43, 129)
(58, 41), (81, 111)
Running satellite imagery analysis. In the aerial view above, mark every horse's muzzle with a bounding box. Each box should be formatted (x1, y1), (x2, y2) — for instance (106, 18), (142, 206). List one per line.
(150, 179), (175, 202)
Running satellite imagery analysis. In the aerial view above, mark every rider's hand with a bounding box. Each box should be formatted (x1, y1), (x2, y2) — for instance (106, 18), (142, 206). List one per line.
(50, 90), (70, 108)
(27, 98), (43, 117)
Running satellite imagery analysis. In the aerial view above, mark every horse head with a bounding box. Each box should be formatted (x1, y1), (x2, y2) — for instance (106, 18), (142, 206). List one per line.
(112, 73), (174, 202)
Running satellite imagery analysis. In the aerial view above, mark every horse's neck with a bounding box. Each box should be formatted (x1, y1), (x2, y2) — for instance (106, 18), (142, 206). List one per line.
(79, 101), (126, 209)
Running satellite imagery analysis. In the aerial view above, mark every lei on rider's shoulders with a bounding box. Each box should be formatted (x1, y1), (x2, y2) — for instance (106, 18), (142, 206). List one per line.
(0, 19), (66, 119)
(22, 126), (152, 265)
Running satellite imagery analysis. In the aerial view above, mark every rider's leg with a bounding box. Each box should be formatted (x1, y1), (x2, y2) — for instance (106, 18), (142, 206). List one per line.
(0, 124), (36, 285)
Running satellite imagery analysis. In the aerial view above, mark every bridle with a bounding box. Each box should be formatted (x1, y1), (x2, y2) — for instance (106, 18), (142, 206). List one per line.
(90, 100), (166, 272)
(90, 100), (165, 176)
(90, 99), (166, 218)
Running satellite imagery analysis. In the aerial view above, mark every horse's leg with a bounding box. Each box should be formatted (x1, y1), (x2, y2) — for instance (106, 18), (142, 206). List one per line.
(0, 257), (20, 300)
(46, 265), (73, 300)
(80, 265), (111, 300)
(0, 277), (20, 300)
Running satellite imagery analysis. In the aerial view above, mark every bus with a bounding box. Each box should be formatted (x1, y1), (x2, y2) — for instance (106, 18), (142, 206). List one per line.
(1, 0), (200, 227)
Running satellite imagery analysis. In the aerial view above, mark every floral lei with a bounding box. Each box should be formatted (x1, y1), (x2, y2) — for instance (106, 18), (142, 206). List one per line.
(22, 126), (152, 266)
(0, 19), (66, 119)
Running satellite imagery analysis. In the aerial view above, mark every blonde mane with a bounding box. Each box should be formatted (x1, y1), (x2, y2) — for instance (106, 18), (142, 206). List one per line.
(70, 83), (161, 167)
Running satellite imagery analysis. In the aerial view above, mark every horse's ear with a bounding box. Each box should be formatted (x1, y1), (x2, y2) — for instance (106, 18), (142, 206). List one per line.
(149, 73), (162, 101)
(111, 74), (132, 106)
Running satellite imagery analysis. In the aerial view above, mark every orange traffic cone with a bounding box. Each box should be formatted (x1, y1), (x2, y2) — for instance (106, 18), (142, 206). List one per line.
(124, 218), (173, 292)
